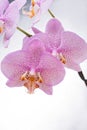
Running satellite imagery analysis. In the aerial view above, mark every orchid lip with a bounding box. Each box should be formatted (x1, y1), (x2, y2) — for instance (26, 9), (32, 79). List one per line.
(20, 70), (43, 94)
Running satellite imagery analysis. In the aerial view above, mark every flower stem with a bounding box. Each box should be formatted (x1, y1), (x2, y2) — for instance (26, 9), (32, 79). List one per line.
(48, 9), (55, 18)
(78, 71), (87, 86)
(17, 27), (32, 37)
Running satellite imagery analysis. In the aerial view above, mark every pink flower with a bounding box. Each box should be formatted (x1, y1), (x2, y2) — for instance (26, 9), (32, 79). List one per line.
(22, 0), (53, 25)
(32, 18), (87, 72)
(1, 38), (65, 95)
(0, 0), (26, 47)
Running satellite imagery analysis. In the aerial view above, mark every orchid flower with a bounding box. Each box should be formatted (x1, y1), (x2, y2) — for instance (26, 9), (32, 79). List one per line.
(32, 18), (87, 71)
(22, 0), (53, 26)
(1, 38), (65, 95)
(32, 18), (87, 85)
(0, 0), (26, 47)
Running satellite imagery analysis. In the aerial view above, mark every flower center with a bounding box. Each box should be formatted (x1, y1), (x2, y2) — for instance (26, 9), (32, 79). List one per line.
(52, 50), (66, 64)
(22, 0), (40, 18)
(20, 71), (43, 94)
(59, 53), (66, 64)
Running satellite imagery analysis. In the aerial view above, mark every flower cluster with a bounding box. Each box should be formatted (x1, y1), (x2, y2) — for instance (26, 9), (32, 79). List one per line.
(0, 0), (87, 95)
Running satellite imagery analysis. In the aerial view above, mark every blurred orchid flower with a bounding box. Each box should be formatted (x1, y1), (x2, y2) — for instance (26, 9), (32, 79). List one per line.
(1, 38), (65, 95)
(22, 0), (53, 26)
(0, 0), (26, 47)
(32, 18), (87, 72)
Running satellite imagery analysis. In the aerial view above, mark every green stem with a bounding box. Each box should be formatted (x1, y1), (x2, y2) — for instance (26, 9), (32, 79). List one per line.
(17, 27), (32, 37)
(48, 9), (55, 18)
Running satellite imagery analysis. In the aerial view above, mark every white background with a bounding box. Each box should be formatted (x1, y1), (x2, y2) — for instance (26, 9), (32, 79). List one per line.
(0, 0), (87, 129)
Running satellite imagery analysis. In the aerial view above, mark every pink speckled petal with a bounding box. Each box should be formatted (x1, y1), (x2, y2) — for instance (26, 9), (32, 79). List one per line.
(32, 19), (64, 51)
(44, 19), (64, 50)
(22, 38), (45, 68)
(22, 36), (33, 49)
(1, 39), (45, 79)
(64, 61), (81, 72)
(37, 53), (65, 86)
(40, 84), (53, 95)
(45, 18), (64, 34)
(0, 0), (9, 15)
(32, 27), (42, 34)
(6, 77), (24, 87)
(34, 32), (61, 52)
(1, 50), (32, 80)
(22, 35), (38, 50)
(4, 2), (19, 46)
(58, 31), (87, 71)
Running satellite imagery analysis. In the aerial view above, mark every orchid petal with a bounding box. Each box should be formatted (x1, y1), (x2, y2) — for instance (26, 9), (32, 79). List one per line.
(3, 2), (19, 46)
(23, 36), (33, 48)
(22, 36), (45, 52)
(34, 32), (61, 52)
(39, 84), (53, 95)
(6, 77), (24, 87)
(14, 0), (27, 10)
(23, 34), (53, 52)
(32, 27), (42, 34)
(1, 50), (32, 80)
(1, 39), (45, 80)
(64, 61), (81, 72)
(37, 53), (65, 86)
(45, 18), (64, 34)
(22, 38), (45, 68)
(22, 36), (38, 50)
(0, 0), (9, 15)
(58, 31), (87, 71)
(32, 19), (64, 51)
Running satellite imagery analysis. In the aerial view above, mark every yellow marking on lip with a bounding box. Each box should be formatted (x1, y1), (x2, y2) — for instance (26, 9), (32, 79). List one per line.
(22, 6), (35, 18)
(28, 8), (35, 18)
(59, 53), (66, 64)
(20, 71), (43, 94)
(22, 0), (40, 18)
